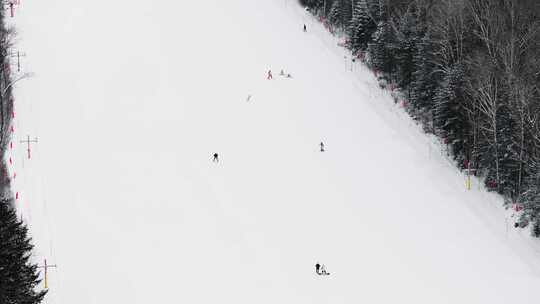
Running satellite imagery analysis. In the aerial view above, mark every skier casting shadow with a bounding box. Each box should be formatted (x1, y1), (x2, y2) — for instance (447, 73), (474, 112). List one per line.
(213, 153), (219, 163)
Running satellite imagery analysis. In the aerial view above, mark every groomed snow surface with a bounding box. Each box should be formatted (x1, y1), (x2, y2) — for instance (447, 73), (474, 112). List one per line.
(8, 0), (540, 303)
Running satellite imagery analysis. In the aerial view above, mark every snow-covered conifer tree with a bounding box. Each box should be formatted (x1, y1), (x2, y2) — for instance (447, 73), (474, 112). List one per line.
(0, 199), (47, 304)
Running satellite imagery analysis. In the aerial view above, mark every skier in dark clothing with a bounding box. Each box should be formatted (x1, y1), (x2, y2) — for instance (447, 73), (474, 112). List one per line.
(315, 263), (321, 275)
(303, 24), (307, 32)
(320, 142), (325, 152)
(213, 153), (219, 162)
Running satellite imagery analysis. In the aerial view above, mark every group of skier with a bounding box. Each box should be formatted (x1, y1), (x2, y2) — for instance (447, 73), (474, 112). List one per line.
(267, 69), (293, 80)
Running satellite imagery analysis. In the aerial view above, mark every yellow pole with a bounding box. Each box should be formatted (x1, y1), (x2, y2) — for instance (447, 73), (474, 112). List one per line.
(39, 258), (56, 289)
(44, 259), (48, 289)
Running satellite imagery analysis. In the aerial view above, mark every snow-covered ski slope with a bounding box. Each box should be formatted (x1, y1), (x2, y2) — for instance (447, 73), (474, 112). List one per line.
(8, 0), (540, 303)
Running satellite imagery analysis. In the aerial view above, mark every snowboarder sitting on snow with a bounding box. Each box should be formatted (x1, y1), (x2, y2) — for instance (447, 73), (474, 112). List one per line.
(213, 153), (219, 162)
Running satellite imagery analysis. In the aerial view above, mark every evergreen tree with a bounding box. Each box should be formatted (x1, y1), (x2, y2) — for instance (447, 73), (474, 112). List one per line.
(520, 153), (540, 235)
(410, 33), (437, 112)
(327, 1), (342, 26)
(0, 199), (46, 304)
(433, 64), (469, 164)
(327, 0), (353, 29)
(393, 7), (422, 89)
(339, 0), (353, 28)
(367, 20), (395, 75)
(349, 0), (376, 51)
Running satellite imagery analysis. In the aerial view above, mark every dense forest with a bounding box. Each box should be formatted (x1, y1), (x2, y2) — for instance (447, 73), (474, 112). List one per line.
(0, 8), (46, 304)
(300, 0), (540, 235)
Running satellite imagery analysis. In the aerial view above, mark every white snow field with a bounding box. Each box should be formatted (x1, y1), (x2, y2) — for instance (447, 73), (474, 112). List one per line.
(7, 0), (540, 303)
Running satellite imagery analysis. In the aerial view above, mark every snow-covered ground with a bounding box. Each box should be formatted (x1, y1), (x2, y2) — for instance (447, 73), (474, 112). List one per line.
(7, 0), (540, 303)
